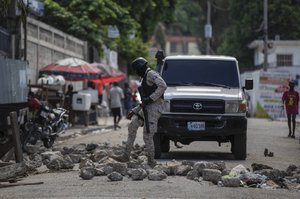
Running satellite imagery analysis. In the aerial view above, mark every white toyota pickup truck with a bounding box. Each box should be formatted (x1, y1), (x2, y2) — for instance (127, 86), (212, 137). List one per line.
(155, 55), (253, 160)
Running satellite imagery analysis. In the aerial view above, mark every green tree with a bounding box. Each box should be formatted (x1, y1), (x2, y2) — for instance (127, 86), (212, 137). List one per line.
(40, 0), (177, 74)
(113, 0), (177, 70)
(168, 0), (203, 36)
(41, 0), (137, 55)
(0, 0), (10, 17)
(115, 0), (176, 42)
(165, 0), (204, 52)
(163, 0), (300, 70)
(217, 0), (300, 70)
(163, 0), (230, 54)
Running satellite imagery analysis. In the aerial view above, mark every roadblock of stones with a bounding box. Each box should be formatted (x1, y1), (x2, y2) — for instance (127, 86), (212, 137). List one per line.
(1, 142), (300, 191)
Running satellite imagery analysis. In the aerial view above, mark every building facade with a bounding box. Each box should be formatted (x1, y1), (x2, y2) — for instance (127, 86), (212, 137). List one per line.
(248, 40), (300, 68)
(150, 35), (201, 57)
(165, 36), (201, 56)
(243, 39), (300, 119)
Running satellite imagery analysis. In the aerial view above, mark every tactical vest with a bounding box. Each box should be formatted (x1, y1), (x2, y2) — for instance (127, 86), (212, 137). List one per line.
(141, 70), (163, 99)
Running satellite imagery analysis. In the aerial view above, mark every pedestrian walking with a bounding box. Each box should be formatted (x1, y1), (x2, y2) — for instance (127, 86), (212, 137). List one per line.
(109, 82), (124, 130)
(64, 84), (76, 126)
(282, 80), (299, 138)
(111, 57), (167, 167)
(123, 82), (132, 116)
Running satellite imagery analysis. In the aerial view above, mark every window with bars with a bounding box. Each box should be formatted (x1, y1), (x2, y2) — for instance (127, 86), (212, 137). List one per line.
(277, 54), (293, 66)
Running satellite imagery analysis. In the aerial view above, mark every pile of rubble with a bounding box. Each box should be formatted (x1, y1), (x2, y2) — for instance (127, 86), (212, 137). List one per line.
(1, 142), (300, 191)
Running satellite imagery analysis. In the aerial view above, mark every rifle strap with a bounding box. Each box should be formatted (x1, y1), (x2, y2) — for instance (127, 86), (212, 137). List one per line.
(133, 112), (144, 122)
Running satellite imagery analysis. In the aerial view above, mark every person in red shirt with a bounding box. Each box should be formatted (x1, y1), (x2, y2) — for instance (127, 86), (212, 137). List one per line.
(282, 80), (299, 138)
(28, 91), (41, 113)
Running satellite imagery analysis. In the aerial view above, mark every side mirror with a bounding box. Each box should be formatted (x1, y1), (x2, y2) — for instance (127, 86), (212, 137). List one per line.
(244, 79), (253, 90)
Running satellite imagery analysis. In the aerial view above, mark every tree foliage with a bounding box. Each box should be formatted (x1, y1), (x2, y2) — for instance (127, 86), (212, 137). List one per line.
(167, 0), (204, 37)
(164, 0), (300, 70)
(113, 0), (177, 69)
(40, 0), (176, 72)
(115, 0), (176, 42)
(0, 0), (10, 17)
(41, 0), (136, 54)
(165, 0), (229, 54)
(217, 0), (300, 69)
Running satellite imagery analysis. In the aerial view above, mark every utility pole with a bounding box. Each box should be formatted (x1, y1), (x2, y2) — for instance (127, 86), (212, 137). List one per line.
(263, 0), (268, 71)
(205, 0), (212, 55)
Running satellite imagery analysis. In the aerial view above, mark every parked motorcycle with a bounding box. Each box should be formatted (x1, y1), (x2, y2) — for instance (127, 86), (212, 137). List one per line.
(23, 105), (68, 150)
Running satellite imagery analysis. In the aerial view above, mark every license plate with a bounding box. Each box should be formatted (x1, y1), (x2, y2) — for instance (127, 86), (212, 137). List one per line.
(187, 121), (205, 131)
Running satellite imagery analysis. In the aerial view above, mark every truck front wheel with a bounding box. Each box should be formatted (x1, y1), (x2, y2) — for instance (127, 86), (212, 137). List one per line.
(232, 133), (247, 160)
(161, 137), (170, 153)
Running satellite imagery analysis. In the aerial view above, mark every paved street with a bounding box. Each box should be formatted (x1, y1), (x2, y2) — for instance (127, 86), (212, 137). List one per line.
(57, 117), (300, 171)
(0, 118), (299, 199)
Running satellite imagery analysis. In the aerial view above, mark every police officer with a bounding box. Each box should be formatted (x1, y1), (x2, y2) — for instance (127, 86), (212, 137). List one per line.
(111, 57), (167, 167)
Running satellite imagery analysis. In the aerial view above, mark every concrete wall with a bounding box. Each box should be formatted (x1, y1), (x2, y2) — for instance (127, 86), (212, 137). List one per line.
(250, 40), (300, 68)
(22, 17), (88, 84)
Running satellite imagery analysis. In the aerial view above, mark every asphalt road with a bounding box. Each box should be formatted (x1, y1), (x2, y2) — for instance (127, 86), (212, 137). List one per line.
(0, 118), (299, 199)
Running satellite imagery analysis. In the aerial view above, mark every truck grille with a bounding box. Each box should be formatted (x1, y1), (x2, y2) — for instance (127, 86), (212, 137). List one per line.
(170, 99), (225, 114)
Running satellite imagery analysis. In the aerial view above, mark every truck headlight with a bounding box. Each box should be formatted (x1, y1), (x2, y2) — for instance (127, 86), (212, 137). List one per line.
(225, 100), (247, 113)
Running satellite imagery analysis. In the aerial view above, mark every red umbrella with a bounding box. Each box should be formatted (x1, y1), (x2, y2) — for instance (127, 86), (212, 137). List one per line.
(91, 63), (112, 79)
(90, 63), (126, 95)
(40, 58), (101, 81)
(91, 63), (126, 84)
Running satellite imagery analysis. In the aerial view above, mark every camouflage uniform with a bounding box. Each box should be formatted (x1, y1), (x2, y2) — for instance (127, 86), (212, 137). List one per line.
(122, 69), (167, 165)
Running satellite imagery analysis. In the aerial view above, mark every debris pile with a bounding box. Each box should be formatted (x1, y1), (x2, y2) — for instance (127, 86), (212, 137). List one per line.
(1, 142), (300, 191)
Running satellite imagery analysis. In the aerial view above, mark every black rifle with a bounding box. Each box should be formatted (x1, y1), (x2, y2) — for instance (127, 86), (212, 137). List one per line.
(155, 50), (165, 73)
(138, 86), (150, 134)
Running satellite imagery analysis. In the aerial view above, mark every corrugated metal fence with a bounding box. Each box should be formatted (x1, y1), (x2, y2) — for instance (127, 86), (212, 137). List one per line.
(0, 57), (28, 104)
(0, 29), (10, 55)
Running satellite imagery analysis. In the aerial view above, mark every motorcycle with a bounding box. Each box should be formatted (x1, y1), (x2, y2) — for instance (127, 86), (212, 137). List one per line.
(23, 105), (68, 150)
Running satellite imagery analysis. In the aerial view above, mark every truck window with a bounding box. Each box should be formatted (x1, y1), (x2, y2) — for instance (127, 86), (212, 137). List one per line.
(162, 60), (240, 88)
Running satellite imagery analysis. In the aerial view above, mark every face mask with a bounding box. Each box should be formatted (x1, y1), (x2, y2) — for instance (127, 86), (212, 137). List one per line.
(136, 66), (147, 77)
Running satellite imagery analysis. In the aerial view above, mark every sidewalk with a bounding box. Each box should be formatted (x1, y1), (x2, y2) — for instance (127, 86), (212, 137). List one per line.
(58, 116), (129, 141)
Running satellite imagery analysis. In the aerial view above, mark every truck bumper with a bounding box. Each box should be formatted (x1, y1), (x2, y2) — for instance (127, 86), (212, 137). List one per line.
(157, 114), (247, 142)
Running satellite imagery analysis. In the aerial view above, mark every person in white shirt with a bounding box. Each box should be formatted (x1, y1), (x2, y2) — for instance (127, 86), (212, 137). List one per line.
(109, 82), (124, 130)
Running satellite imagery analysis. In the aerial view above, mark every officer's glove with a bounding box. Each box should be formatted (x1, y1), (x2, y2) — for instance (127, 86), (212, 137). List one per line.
(126, 110), (135, 120)
(142, 97), (153, 105)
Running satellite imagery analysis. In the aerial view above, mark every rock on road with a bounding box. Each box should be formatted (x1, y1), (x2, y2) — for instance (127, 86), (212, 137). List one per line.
(0, 118), (299, 199)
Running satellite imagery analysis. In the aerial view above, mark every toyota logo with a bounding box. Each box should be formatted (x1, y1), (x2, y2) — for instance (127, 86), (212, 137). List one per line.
(193, 103), (203, 110)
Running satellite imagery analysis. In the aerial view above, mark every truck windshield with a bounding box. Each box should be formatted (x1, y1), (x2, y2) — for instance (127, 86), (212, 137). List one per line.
(162, 59), (240, 88)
